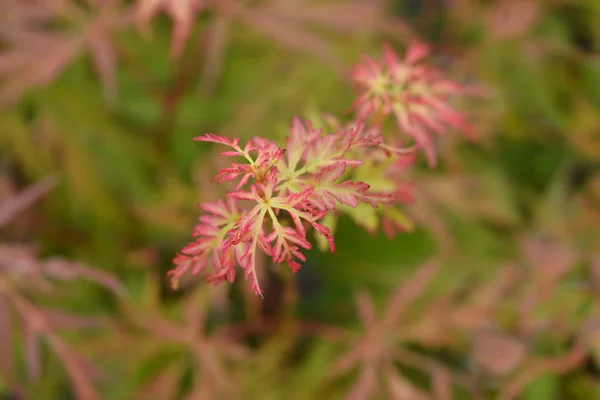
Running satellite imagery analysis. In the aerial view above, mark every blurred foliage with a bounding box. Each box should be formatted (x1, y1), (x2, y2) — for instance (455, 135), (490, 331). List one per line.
(1, 0), (600, 399)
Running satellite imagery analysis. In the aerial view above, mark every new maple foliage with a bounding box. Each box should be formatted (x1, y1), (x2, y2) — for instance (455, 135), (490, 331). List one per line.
(170, 43), (474, 296)
(169, 119), (396, 296)
(2, 1), (599, 398)
(351, 41), (475, 167)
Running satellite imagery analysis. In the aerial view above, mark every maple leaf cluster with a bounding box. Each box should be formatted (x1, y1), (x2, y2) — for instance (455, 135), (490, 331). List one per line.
(170, 42), (475, 296)
(351, 41), (475, 167)
(169, 119), (400, 297)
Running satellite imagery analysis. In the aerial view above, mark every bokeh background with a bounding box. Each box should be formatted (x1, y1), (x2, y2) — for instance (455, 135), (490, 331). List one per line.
(1, 0), (600, 399)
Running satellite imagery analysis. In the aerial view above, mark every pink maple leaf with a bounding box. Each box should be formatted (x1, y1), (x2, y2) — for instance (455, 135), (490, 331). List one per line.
(168, 198), (242, 290)
(223, 170), (334, 296)
(351, 41), (475, 167)
(308, 162), (395, 210)
(195, 133), (284, 189)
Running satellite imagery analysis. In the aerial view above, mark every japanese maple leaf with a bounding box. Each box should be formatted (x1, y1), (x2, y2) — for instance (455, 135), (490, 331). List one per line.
(351, 41), (475, 167)
(193, 134), (284, 189)
(169, 198), (243, 290)
(307, 161), (395, 210)
(280, 117), (381, 180)
(224, 169), (335, 297)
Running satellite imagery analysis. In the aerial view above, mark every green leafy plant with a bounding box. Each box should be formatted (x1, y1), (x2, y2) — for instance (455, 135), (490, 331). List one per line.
(2, 1), (600, 399)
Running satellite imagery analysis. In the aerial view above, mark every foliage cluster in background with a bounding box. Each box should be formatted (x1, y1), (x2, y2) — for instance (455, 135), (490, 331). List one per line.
(1, 0), (600, 399)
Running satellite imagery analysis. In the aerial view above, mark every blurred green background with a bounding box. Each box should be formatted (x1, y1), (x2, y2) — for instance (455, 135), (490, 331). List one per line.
(1, 0), (600, 399)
